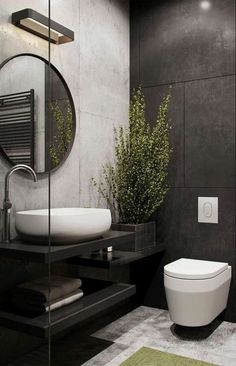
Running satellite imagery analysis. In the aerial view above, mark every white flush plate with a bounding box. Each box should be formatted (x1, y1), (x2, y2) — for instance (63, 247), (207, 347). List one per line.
(198, 197), (218, 224)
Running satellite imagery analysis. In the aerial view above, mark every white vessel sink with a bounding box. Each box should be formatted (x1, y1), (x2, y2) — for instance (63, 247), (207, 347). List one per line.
(16, 208), (112, 245)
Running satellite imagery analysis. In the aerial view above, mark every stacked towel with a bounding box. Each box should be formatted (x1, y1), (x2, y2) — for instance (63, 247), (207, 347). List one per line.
(11, 276), (83, 315)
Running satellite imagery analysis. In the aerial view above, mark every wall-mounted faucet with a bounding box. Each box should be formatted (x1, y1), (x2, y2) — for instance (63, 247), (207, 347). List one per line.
(2, 164), (37, 243)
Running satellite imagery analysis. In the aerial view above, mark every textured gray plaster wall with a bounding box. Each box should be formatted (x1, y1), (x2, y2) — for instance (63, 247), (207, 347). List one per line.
(0, 0), (129, 363)
(0, 0), (129, 229)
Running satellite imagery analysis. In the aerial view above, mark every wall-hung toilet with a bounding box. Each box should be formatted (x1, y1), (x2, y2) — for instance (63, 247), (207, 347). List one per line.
(164, 258), (231, 327)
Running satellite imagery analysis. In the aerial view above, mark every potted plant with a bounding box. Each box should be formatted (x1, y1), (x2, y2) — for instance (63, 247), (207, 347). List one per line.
(92, 87), (172, 251)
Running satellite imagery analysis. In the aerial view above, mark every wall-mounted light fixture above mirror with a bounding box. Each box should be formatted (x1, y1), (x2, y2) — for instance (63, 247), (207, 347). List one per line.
(0, 54), (76, 175)
(12, 9), (74, 44)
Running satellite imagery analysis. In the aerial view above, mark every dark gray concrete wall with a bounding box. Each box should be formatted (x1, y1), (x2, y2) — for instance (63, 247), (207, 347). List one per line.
(130, 0), (236, 321)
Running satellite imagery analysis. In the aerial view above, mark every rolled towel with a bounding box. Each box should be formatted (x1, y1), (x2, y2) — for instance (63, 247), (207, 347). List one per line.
(12, 276), (82, 302)
(12, 289), (84, 315)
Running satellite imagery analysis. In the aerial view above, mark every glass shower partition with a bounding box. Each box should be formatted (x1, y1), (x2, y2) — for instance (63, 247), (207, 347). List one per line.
(49, 2), (80, 364)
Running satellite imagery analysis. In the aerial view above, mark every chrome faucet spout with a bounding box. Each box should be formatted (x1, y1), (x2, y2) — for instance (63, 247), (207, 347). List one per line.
(2, 164), (38, 243)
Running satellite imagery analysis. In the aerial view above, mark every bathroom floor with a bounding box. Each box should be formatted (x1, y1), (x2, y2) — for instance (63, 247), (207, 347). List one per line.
(7, 306), (236, 366)
(84, 307), (236, 366)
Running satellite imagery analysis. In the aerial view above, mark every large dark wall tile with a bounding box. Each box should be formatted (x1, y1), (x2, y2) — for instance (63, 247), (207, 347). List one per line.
(185, 75), (235, 187)
(138, 0), (235, 85)
(157, 188), (235, 260)
(144, 83), (185, 187)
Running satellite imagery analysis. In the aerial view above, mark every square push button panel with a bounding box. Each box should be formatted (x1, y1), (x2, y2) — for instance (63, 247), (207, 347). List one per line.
(198, 197), (218, 224)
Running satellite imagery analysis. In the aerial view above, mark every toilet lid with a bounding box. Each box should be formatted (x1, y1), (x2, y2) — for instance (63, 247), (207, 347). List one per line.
(164, 258), (228, 279)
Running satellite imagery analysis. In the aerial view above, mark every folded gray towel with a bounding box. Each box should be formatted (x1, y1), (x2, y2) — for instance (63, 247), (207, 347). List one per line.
(12, 289), (84, 315)
(12, 276), (82, 302)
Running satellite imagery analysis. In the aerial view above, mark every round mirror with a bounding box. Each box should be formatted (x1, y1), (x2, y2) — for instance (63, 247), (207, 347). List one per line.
(0, 53), (76, 174)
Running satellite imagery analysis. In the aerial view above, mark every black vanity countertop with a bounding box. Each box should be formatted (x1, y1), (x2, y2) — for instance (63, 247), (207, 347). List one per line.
(0, 230), (135, 263)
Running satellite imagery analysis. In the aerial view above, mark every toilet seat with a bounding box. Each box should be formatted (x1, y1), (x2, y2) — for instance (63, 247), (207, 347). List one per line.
(164, 258), (228, 280)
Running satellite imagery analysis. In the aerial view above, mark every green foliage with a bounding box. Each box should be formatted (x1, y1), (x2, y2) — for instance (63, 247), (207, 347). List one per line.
(92, 86), (172, 224)
(50, 100), (73, 168)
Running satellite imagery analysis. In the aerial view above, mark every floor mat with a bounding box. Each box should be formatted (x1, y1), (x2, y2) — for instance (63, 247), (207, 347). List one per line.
(119, 346), (217, 366)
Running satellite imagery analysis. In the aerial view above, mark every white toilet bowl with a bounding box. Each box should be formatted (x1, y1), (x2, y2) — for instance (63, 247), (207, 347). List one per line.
(164, 258), (231, 327)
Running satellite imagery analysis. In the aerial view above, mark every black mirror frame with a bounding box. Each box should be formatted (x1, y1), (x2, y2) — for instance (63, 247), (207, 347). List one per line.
(0, 53), (76, 176)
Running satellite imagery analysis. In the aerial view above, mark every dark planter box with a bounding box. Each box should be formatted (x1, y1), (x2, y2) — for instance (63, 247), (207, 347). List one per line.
(111, 221), (156, 252)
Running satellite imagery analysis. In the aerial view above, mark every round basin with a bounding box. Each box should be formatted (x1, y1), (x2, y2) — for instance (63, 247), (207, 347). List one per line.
(16, 208), (112, 245)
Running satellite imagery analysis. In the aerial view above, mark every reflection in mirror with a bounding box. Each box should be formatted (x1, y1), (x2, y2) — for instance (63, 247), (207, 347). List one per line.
(0, 54), (75, 173)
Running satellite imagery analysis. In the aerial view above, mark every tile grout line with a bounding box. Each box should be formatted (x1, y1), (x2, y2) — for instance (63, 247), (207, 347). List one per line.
(183, 82), (186, 188)
(138, 4), (141, 86)
(168, 187), (236, 190)
(141, 73), (236, 89)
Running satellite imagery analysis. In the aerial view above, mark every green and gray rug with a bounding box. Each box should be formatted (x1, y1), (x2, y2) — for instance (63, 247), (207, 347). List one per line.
(120, 347), (217, 366)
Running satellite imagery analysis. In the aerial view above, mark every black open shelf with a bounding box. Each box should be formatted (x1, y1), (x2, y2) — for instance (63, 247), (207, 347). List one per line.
(0, 230), (135, 263)
(0, 278), (136, 338)
(72, 243), (166, 268)
(0, 231), (164, 338)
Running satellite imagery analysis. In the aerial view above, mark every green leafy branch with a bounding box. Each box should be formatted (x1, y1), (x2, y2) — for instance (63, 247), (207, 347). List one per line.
(91, 86), (172, 224)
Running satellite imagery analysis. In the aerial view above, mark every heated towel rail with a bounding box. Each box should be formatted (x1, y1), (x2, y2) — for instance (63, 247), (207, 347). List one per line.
(0, 89), (35, 167)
